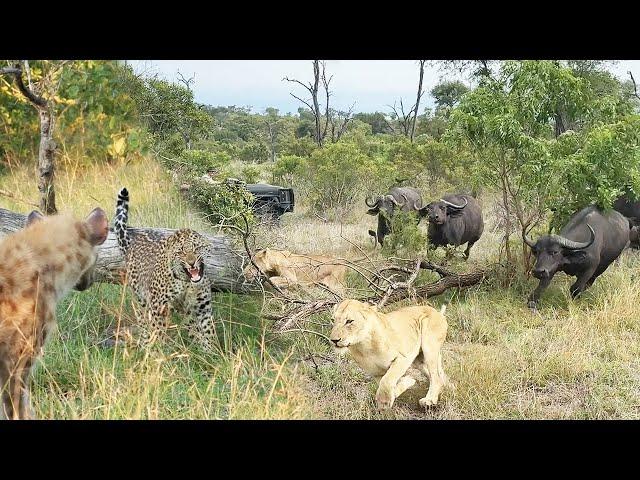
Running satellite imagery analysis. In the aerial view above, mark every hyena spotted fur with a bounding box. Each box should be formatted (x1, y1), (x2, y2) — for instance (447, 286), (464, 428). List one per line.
(114, 188), (216, 350)
(0, 208), (109, 420)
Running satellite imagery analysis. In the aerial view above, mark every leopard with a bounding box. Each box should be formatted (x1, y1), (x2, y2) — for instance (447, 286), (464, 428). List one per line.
(114, 187), (216, 351)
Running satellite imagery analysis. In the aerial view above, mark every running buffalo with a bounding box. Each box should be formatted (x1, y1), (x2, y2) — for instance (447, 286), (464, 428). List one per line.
(523, 205), (630, 309)
(414, 194), (484, 259)
(366, 187), (423, 246)
(613, 194), (640, 248)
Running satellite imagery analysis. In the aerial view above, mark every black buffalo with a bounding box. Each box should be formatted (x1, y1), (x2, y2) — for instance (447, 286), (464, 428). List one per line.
(613, 194), (640, 248)
(414, 194), (484, 259)
(523, 205), (630, 309)
(366, 186), (423, 246)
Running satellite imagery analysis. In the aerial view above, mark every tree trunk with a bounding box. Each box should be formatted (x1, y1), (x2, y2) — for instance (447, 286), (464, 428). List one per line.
(37, 106), (57, 214)
(312, 61), (322, 147)
(410, 60), (425, 142)
(554, 109), (568, 138)
(0, 207), (249, 293)
(499, 159), (512, 265)
(1, 63), (58, 215)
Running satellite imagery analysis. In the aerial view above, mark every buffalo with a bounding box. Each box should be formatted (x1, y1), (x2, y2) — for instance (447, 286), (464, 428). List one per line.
(366, 186), (423, 246)
(523, 205), (630, 309)
(414, 194), (484, 259)
(613, 194), (640, 248)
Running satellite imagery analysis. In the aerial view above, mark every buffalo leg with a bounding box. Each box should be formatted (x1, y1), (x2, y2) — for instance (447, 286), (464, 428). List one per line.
(463, 241), (476, 260)
(569, 266), (598, 299)
(527, 277), (552, 309)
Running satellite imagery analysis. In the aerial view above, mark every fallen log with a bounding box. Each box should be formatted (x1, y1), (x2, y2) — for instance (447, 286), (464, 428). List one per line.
(0, 207), (250, 293)
(271, 260), (490, 332)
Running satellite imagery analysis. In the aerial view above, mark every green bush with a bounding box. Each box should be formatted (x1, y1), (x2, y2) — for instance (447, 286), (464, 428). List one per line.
(242, 165), (261, 183)
(381, 210), (428, 257)
(184, 178), (255, 228)
(301, 142), (375, 218)
(272, 155), (307, 187)
(239, 141), (270, 163)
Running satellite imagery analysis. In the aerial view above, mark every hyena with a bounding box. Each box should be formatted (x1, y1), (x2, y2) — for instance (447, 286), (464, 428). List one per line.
(0, 208), (108, 420)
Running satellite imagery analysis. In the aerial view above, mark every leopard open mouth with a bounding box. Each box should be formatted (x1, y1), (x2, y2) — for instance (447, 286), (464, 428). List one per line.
(184, 263), (204, 283)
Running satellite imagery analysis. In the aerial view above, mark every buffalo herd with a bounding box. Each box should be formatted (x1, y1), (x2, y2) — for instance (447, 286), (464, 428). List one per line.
(365, 188), (640, 309)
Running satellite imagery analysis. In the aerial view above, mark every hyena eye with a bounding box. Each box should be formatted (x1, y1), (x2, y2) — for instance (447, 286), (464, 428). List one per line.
(346, 319), (354, 325)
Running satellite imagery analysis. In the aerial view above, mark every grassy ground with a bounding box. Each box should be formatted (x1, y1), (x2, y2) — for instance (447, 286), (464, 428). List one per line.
(1, 155), (308, 419)
(2, 155), (640, 419)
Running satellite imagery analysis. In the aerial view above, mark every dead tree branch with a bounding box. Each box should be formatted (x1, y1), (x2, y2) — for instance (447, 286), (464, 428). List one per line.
(271, 257), (490, 332)
(629, 71), (640, 101)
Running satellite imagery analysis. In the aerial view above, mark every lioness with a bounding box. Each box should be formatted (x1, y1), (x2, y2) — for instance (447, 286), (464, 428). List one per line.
(330, 299), (450, 411)
(244, 248), (346, 293)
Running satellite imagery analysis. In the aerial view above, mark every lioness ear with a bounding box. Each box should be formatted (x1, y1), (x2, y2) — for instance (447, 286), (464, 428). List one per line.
(85, 207), (109, 246)
(332, 303), (340, 315)
(26, 210), (44, 227)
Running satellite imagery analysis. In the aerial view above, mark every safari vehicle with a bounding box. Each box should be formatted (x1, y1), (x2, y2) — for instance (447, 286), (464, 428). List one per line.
(224, 178), (294, 219)
(245, 183), (295, 218)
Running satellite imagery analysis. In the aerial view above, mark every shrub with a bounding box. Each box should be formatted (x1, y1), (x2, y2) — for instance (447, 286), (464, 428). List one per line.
(301, 142), (374, 219)
(272, 155), (307, 187)
(242, 165), (261, 183)
(381, 210), (428, 257)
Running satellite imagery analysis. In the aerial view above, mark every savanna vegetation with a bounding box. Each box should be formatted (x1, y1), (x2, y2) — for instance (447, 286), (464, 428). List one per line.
(2, 59), (640, 419)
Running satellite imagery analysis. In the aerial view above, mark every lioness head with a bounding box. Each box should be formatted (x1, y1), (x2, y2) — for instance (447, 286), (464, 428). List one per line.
(244, 249), (271, 281)
(244, 248), (293, 281)
(330, 299), (378, 355)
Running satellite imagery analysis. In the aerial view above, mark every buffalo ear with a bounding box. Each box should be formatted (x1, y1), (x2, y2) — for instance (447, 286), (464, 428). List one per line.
(446, 206), (464, 216)
(366, 208), (378, 215)
(26, 210), (45, 227)
(566, 249), (588, 262)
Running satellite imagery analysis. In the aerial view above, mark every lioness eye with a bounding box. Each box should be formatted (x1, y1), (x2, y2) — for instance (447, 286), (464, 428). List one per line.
(346, 319), (354, 325)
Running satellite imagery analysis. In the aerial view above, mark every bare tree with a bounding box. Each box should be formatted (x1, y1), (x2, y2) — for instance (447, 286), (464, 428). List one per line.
(629, 71), (640, 101)
(176, 70), (195, 91)
(284, 60), (323, 146)
(284, 61), (354, 147)
(388, 99), (414, 137)
(0, 61), (69, 214)
(264, 108), (280, 162)
(410, 60), (426, 141)
(176, 70), (197, 150)
(328, 104), (355, 142)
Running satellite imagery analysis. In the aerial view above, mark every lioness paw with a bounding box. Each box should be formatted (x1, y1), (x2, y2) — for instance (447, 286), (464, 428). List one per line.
(419, 396), (438, 409)
(375, 389), (395, 411)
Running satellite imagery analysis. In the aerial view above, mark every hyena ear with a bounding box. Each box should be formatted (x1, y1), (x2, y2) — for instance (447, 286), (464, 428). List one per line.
(26, 210), (45, 227)
(85, 207), (109, 246)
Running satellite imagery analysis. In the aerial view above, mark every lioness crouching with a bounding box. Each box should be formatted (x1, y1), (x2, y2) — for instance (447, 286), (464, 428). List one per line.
(330, 299), (450, 411)
(244, 248), (346, 294)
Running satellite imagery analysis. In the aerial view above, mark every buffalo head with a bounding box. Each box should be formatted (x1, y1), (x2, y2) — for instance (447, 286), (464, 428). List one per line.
(365, 193), (407, 217)
(414, 197), (468, 224)
(523, 224), (595, 279)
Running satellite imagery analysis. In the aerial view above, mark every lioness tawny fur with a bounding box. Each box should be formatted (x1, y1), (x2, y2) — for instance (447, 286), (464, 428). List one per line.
(330, 299), (450, 411)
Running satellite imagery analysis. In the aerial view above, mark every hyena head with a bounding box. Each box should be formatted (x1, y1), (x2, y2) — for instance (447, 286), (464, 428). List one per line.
(25, 208), (109, 293)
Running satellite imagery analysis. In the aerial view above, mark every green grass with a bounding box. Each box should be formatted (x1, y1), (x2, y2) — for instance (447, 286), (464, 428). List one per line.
(4, 154), (640, 419)
(1, 156), (308, 419)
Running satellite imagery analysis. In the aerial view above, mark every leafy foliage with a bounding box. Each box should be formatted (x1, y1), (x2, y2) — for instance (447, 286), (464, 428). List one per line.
(381, 210), (428, 257)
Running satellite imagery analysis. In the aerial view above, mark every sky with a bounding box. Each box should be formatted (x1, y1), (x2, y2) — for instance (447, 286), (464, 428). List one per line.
(129, 60), (640, 115)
